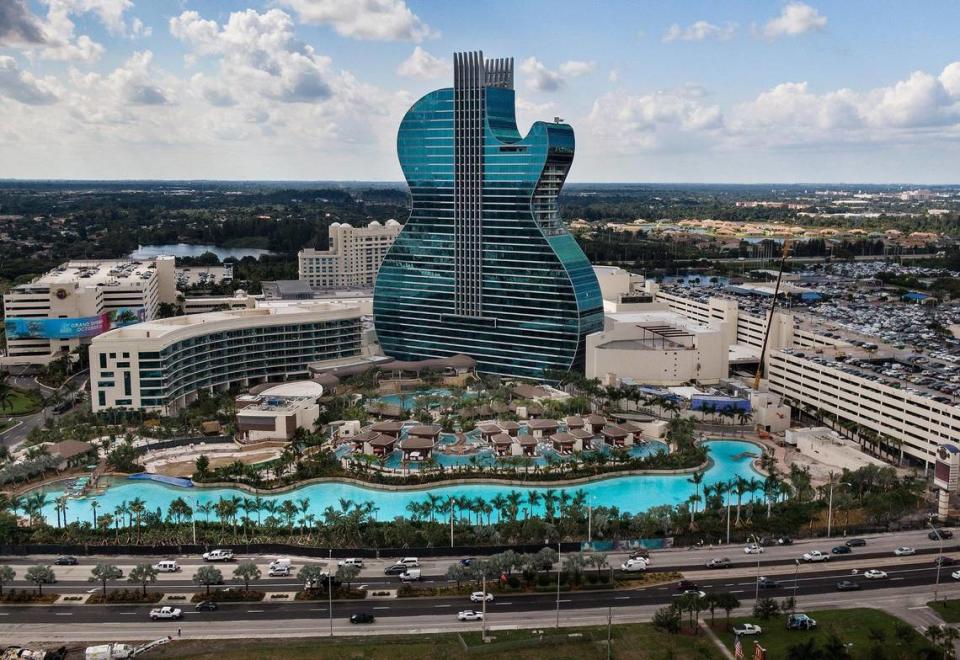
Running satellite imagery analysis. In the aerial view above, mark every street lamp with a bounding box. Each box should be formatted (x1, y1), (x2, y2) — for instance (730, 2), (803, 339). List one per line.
(792, 559), (800, 610)
(826, 481), (851, 539)
(725, 479), (734, 545)
(555, 540), (562, 629)
(930, 522), (945, 603)
(748, 534), (762, 603)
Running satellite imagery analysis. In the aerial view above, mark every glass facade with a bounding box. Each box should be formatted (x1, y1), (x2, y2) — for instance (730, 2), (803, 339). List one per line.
(374, 52), (602, 380)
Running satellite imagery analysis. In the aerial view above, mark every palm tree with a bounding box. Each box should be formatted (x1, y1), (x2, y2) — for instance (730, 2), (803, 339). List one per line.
(90, 500), (99, 528)
(128, 498), (146, 543)
(734, 476), (749, 525)
(687, 471), (705, 516)
(525, 490), (541, 520)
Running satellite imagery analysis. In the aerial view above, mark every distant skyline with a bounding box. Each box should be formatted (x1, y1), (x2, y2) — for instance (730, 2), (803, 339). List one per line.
(1, 1), (960, 183)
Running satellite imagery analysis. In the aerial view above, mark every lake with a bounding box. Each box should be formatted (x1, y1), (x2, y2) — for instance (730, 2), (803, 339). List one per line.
(129, 244), (274, 260)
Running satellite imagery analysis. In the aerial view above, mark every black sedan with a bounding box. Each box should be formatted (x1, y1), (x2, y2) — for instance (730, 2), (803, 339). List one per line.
(836, 580), (861, 591)
(831, 546), (852, 555)
(757, 577), (780, 589)
(350, 613), (375, 624)
(930, 529), (954, 540)
(384, 564), (407, 575)
(54, 556), (78, 566)
(195, 601), (218, 611)
(934, 556), (958, 567)
(845, 538), (867, 547)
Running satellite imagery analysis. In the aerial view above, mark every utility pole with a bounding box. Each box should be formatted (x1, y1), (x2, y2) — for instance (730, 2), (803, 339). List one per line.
(328, 548), (334, 637)
(792, 559), (800, 610)
(588, 504), (592, 544)
(606, 606), (612, 660)
(930, 523), (944, 603)
(450, 498), (454, 548)
(556, 541), (562, 629)
(481, 573), (487, 639)
(725, 481), (732, 545)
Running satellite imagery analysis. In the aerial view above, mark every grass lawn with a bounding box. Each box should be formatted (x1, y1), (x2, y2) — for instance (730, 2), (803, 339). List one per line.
(147, 623), (722, 659)
(722, 608), (937, 659)
(927, 599), (960, 623)
(1, 387), (42, 415)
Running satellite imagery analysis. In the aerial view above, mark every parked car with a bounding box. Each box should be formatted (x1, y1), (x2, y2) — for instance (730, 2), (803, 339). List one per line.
(620, 558), (648, 572)
(706, 557), (731, 569)
(384, 564), (407, 575)
(930, 529), (954, 540)
(458, 610), (484, 621)
(863, 570), (888, 579)
(845, 538), (867, 547)
(732, 623), (762, 636)
(744, 544), (764, 555)
(350, 613), (375, 624)
(470, 592), (494, 603)
(802, 551), (830, 562)
(195, 601), (218, 611)
(836, 580), (861, 591)
(831, 546), (852, 555)
(149, 607), (182, 621)
(54, 556), (78, 566)
(894, 547), (916, 556)
(202, 549), (234, 562)
(757, 577), (779, 589)
(786, 613), (817, 630)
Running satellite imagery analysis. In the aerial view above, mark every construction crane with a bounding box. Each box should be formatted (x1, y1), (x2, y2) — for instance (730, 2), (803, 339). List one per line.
(753, 239), (792, 392)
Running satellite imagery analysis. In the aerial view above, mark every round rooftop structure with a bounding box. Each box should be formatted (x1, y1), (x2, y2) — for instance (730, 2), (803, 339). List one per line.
(259, 381), (324, 398)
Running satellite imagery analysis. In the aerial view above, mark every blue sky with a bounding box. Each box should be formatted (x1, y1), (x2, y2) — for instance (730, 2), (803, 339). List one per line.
(2, 0), (960, 182)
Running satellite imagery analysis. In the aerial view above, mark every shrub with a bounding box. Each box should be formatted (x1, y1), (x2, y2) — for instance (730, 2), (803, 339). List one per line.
(652, 605), (681, 634)
(507, 575), (521, 589)
(192, 589), (264, 603)
(536, 574), (551, 587)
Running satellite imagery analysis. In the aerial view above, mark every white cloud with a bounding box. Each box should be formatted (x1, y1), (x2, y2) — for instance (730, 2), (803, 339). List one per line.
(662, 20), (738, 43)
(608, 69), (620, 84)
(587, 86), (723, 150)
(558, 60), (595, 77)
(397, 46), (449, 79)
(0, 55), (59, 104)
(275, 0), (434, 42)
(0, 0), (48, 46)
(759, 2), (827, 40)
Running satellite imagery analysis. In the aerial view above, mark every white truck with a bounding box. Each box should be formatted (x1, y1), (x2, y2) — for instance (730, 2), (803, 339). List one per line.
(802, 550), (830, 563)
(202, 549), (234, 562)
(149, 606), (182, 621)
(399, 568), (422, 582)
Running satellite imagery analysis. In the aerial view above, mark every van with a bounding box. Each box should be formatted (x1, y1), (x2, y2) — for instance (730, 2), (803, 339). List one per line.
(338, 558), (364, 568)
(269, 557), (291, 571)
(153, 560), (181, 573)
(399, 568), (421, 582)
(399, 557), (420, 568)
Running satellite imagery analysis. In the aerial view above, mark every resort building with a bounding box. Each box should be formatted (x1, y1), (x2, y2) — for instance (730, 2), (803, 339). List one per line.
(298, 220), (402, 291)
(2, 257), (178, 367)
(373, 51), (603, 380)
(234, 381), (324, 442)
(586, 309), (729, 386)
(89, 301), (364, 414)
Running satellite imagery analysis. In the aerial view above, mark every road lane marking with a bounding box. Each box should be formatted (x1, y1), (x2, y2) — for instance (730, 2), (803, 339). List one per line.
(309, 608), (326, 612)
(729, 590), (745, 593)
(247, 610), (264, 613)
(908, 606), (929, 610)
(614, 597), (630, 600)
(373, 607), (390, 610)
(559, 599), (572, 603)
(497, 602), (512, 605)
(55, 613), (73, 616)
(433, 604), (452, 608)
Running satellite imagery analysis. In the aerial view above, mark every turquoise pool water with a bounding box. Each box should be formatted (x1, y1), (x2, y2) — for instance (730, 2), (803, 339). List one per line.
(372, 388), (476, 411)
(34, 440), (762, 525)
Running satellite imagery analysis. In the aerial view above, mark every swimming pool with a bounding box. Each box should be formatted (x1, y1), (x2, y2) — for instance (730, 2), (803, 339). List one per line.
(32, 440), (764, 525)
(372, 388), (469, 411)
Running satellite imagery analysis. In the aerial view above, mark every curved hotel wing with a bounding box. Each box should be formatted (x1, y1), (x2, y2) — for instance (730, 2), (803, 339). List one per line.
(90, 302), (363, 414)
(373, 51), (602, 380)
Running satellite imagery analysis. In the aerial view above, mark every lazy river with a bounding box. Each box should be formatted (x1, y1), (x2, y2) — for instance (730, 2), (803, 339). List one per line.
(33, 440), (764, 525)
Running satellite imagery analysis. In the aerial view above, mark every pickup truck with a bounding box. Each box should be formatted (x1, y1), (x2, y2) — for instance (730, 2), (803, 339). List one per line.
(802, 551), (830, 563)
(202, 549), (234, 562)
(149, 606), (182, 621)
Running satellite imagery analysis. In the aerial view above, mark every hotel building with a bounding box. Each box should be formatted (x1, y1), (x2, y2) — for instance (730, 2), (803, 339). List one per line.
(2, 258), (177, 367)
(90, 301), (364, 414)
(298, 220), (402, 290)
(373, 51), (603, 379)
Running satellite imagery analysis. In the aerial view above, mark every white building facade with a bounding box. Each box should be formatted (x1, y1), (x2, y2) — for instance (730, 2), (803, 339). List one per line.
(89, 302), (364, 414)
(2, 258), (177, 367)
(298, 220), (402, 290)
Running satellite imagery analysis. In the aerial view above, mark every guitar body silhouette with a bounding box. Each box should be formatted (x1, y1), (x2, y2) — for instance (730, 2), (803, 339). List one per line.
(374, 52), (602, 379)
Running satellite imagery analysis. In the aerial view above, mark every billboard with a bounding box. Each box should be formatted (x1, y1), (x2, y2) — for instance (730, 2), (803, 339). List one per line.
(4, 307), (145, 340)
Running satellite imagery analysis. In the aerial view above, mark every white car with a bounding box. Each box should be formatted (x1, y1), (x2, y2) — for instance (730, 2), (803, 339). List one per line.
(952, 570), (960, 580)
(338, 558), (364, 568)
(732, 623), (762, 636)
(458, 610), (484, 621)
(470, 592), (494, 603)
(620, 558), (648, 572)
(894, 546), (916, 556)
(863, 569), (888, 579)
(744, 544), (763, 555)
(802, 551), (830, 562)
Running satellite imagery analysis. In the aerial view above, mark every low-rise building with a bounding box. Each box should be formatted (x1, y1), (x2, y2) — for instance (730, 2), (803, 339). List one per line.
(90, 301), (364, 414)
(235, 382), (323, 442)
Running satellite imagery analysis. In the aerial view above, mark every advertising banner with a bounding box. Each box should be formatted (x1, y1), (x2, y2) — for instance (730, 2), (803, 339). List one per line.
(4, 307), (145, 340)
